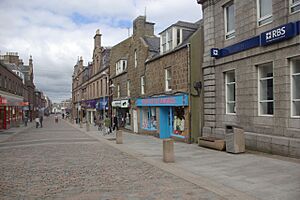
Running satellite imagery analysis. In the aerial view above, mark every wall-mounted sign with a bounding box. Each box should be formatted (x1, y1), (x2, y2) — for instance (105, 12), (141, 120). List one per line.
(136, 94), (188, 107)
(211, 48), (220, 57)
(260, 23), (296, 46)
(121, 99), (130, 108)
(112, 100), (121, 107)
(210, 20), (299, 58)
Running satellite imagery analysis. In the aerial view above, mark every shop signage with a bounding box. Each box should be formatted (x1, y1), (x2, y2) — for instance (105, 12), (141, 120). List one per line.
(136, 94), (188, 107)
(0, 96), (7, 105)
(260, 23), (296, 46)
(96, 97), (108, 110)
(112, 100), (121, 107)
(211, 20), (300, 58)
(121, 99), (130, 108)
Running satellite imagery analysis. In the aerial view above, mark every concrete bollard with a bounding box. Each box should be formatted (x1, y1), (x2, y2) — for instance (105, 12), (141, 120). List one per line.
(163, 138), (175, 163)
(86, 122), (90, 132)
(116, 130), (123, 144)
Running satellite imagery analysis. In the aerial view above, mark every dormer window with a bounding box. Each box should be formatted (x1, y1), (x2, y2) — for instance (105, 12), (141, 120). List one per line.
(160, 27), (183, 54)
(116, 59), (127, 75)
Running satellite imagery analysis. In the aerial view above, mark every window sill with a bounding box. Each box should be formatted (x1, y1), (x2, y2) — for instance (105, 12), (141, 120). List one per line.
(258, 114), (274, 117)
(142, 127), (157, 131)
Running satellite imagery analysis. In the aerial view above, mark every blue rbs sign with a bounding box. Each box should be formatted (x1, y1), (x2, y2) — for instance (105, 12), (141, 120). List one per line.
(260, 23), (296, 46)
(211, 21), (299, 58)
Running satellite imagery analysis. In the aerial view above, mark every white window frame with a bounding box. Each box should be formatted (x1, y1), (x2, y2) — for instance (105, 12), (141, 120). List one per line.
(141, 76), (145, 95)
(161, 33), (167, 54)
(127, 80), (130, 97)
(115, 59), (127, 75)
(117, 84), (120, 98)
(134, 50), (137, 68)
(224, 1), (235, 40)
(290, 0), (300, 13)
(165, 68), (172, 92)
(257, 0), (273, 26)
(258, 63), (274, 116)
(291, 57), (300, 118)
(225, 70), (236, 114)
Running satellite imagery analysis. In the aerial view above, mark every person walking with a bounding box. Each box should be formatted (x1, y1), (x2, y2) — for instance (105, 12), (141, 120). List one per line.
(113, 115), (119, 131)
(35, 116), (40, 128)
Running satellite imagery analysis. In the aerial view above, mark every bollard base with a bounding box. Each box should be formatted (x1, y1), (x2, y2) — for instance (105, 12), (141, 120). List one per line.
(116, 130), (123, 144)
(163, 138), (174, 163)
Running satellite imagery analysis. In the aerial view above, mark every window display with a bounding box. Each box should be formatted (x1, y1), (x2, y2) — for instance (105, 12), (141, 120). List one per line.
(173, 107), (185, 136)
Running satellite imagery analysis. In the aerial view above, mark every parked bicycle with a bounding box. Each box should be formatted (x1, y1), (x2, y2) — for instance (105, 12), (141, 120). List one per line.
(100, 118), (111, 136)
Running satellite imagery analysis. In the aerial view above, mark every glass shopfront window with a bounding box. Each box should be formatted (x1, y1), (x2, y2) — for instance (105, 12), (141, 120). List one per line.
(141, 107), (157, 130)
(172, 107), (185, 137)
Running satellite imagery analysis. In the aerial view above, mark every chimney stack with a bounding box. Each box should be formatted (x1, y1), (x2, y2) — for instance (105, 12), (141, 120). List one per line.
(94, 29), (101, 48)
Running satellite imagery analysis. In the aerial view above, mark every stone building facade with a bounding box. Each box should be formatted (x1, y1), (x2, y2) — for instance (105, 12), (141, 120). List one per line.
(136, 20), (201, 143)
(197, 0), (300, 157)
(72, 30), (111, 124)
(110, 16), (158, 131)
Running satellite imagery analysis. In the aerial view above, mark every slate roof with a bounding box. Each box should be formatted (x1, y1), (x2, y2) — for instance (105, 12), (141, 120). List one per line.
(143, 36), (160, 53)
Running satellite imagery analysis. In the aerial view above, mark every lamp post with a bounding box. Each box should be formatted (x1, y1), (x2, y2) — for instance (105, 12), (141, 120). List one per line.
(101, 71), (115, 130)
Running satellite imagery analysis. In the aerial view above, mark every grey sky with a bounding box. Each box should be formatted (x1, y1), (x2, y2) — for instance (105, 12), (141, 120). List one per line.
(0, 0), (202, 103)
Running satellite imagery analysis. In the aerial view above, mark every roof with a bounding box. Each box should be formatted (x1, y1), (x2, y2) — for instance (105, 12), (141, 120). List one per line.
(143, 36), (160, 53)
(159, 20), (200, 35)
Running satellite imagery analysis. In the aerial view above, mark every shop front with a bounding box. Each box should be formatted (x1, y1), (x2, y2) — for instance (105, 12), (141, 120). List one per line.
(112, 99), (131, 129)
(0, 95), (24, 130)
(136, 94), (189, 140)
(84, 99), (97, 124)
(96, 97), (108, 120)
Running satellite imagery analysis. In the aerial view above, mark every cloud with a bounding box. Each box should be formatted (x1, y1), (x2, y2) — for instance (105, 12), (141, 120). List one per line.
(0, 0), (202, 103)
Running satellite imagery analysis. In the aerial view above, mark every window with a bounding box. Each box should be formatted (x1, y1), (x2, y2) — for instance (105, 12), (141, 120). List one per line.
(257, 0), (273, 26)
(165, 68), (172, 91)
(176, 28), (182, 45)
(141, 107), (157, 130)
(224, 2), (235, 39)
(105, 77), (108, 95)
(127, 80), (130, 97)
(0, 74), (2, 88)
(141, 76), (145, 95)
(291, 0), (300, 13)
(291, 58), (300, 117)
(100, 79), (103, 96)
(258, 63), (274, 115)
(116, 59), (127, 75)
(225, 70), (236, 114)
(161, 33), (167, 53)
(167, 29), (173, 50)
(117, 84), (120, 98)
(134, 50), (137, 68)
(97, 81), (99, 97)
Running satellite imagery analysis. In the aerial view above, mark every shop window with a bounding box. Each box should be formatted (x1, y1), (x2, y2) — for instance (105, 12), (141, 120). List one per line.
(257, 0), (273, 26)
(225, 70), (236, 114)
(291, 58), (300, 117)
(291, 0), (300, 13)
(165, 68), (172, 91)
(141, 107), (157, 130)
(224, 1), (235, 39)
(258, 63), (274, 115)
(172, 107), (185, 137)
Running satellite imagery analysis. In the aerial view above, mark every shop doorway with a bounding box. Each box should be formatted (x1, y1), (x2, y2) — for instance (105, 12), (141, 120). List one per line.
(159, 107), (172, 138)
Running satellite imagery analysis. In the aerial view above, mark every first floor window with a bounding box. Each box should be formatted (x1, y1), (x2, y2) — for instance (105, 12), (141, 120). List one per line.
(225, 70), (236, 114)
(141, 76), (145, 95)
(117, 84), (120, 98)
(127, 80), (130, 97)
(165, 68), (172, 91)
(257, 0), (273, 26)
(291, 58), (300, 117)
(224, 1), (235, 39)
(259, 63), (274, 115)
(291, 0), (300, 13)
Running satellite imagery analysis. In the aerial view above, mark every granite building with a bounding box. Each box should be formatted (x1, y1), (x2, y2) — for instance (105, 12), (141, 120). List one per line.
(197, 0), (300, 157)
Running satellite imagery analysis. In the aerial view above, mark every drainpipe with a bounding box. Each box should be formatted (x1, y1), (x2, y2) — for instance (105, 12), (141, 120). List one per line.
(187, 43), (192, 144)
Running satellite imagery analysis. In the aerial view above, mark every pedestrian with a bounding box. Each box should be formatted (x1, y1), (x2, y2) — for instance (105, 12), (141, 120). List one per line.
(24, 114), (28, 127)
(39, 116), (43, 128)
(55, 114), (58, 123)
(35, 116), (40, 128)
(113, 115), (118, 131)
(62, 113), (65, 119)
